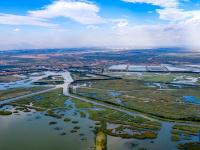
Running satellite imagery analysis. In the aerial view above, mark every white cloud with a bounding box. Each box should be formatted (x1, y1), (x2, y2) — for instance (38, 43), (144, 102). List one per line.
(157, 8), (200, 23)
(86, 25), (99, 30)
(121, 0), (200, 49)
(0, 0), (103, 27)
(1, 0), (200, 50)
(109, 19), (129, 36)
(109, 22), (186, 48)
(0, 13), (56, 27)
(122, 0), (200, 26)
(115, 19), (129, 28)
(122, 0), (179, 8)
(0, 22), (187, 50)
(13, 28), (20, 32)
(157, 8), (188, 21)
(156, 7), (200, 46)
(29, 0), (104, 25)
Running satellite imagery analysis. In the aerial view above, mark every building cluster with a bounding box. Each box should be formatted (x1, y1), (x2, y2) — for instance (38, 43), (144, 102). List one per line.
(108, 64), (200, 73)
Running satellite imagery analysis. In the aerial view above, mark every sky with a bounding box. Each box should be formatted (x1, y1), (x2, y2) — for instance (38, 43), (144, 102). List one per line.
(0, 0), (200, 50)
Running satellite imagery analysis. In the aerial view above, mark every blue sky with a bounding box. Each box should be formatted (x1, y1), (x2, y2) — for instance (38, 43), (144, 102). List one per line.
(0, 0), (200, 50)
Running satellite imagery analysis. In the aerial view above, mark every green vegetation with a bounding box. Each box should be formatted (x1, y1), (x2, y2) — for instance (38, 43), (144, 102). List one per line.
(140, 73), (176, 83)
(45, 109), (62, 119)
(70, 130), (77, 133)
(72, 121), (79, 124)
(171, 125), (200, 141)
(71, 72), (108, 81)
(87, 108), (160, 130)
(95, 131), (107, 150)
(80, 111), (86, 118)
(178, 142), (200, 150)
(76, 78), (200, 121)
(12, 88), (160, 140)
(106, 72), (200, 84)
(64, 118), (71, 122)
(71, 72), (92, 80)
(171, 134), (180, 141)
(81, 103), (161, 139)
(49, 121), (57, 125)
(34, 75), (64, 85)
(0, 86), (49, 101)
(0, 75), (21, 83)
(0, 110), (12, 115)
(105, 125), (157, 139)
(13, 88), (67, 108)
(197, 78), (200, 84)
(11, 88), (69, 119)
(173, 125), (200, 135)
(138, 73), (200, 83)
(72, 98), (94, 109)
(73, 126), (80, 130)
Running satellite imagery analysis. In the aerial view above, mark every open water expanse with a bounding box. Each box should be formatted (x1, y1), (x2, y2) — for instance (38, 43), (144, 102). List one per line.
(0, 71), (199, 150)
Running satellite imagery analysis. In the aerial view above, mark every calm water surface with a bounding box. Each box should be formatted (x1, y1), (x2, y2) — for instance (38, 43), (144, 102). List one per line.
(0, 71), (199, 150)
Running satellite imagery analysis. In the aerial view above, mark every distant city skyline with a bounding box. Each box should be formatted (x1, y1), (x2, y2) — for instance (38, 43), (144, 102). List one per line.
(0, 0), (200, 50)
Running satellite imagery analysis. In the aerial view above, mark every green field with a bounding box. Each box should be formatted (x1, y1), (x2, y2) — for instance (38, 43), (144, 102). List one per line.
(13, 88), (67, 108)
(0, 86), (49, 101)
(33, 75), (64, 85)
(105, 72), (200, 84)
(141, 73), (177, 83)
(0, 75), (22, 83)
(71, 72), (110, 81)
(75, 78), (200, 121)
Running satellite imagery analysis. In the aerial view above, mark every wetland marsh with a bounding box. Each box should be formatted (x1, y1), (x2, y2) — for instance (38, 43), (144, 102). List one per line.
(0, 71), (200, 150)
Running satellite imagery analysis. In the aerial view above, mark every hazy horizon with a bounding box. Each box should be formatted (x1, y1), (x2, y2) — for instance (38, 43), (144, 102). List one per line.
(1, 0), (200, 50)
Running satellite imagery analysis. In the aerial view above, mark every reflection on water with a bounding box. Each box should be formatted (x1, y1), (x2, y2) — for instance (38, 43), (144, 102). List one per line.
(0, 71), (73, 91)
(108, 91), (121, 97)
(0, 104), (95, 150)
(0, 72), (49, 90)
(183, 96), (200, 105)
(107, 91), (126, 106)
(1, 71), (200, 150)
(1, 101), (199, 150)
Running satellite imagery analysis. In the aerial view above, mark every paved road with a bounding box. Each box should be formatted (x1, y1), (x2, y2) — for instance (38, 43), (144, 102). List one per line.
(1, 71), (199, 127)
(69, 93), (156, 121)
(0, 71), (73, 106)
(61, 71), (73, 96)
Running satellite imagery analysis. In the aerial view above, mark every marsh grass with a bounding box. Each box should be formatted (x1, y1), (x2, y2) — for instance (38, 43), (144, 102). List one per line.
(0, 110), (12, 115)
(76, 79), (200, 121)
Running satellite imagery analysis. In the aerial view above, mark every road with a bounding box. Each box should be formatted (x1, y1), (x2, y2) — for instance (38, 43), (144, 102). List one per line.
(0, 71), (155, 121)
(61, 71), (73, 96)
(0, 71), (73, 105)
(0, 87), (58, 106)
(1, 71), (199, 127)
(69, 93), (157, 121)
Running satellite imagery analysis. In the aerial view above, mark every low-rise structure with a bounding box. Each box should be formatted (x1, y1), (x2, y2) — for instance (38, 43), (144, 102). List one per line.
(128, 65), (147, 72)
(108, 65), (128, 72)
(108, 64), (200, 73)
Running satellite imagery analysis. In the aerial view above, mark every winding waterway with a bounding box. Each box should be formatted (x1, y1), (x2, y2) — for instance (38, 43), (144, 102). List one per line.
(0, 71), (199, 150)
